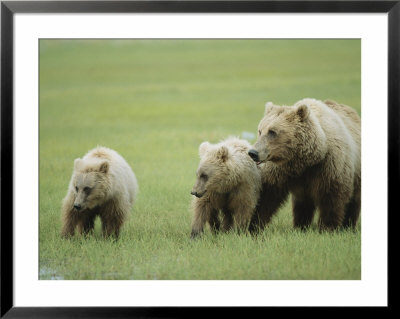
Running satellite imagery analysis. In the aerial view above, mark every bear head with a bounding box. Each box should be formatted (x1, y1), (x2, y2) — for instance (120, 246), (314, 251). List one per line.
(191, 142), (235, 198)
(248, 101), (323, 167)
(71, 158), (110, 211)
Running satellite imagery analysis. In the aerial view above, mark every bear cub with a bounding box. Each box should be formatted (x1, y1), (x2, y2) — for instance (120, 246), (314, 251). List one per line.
(61, 146), (138, 238)
(191, 137), (262, 238)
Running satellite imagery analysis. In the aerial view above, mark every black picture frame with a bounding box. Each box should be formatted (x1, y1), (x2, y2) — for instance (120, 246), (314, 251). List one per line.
(1, 1), (396, 317)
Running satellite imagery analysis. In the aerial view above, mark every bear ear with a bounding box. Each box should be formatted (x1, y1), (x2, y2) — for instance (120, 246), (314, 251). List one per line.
(74, 158), (83, 170)
(98, 161), (109, 174)
(199, 142), (210, 157)
(296, 104), (310, 121)
(216, 146), (229, 162)
(264, 101), (274, 115)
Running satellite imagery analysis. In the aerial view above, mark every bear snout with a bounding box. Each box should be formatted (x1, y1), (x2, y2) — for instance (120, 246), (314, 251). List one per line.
(191, 190), (205, 198)
(248, 149), (259, 162)
(73, 203), (82, 210)
(191, 191), (200, 198)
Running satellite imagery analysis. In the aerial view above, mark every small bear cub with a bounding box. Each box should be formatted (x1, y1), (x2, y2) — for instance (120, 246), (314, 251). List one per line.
(190, 137), (261, 238)
(61, 146), (138, 238)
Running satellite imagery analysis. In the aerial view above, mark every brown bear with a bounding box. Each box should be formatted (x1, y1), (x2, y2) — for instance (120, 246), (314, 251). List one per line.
(190, 137), (262, 238)
(61, 146), (138, 238)
(247, 98), (361, 232)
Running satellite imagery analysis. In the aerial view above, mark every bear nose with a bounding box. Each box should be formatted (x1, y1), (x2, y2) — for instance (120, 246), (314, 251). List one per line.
(248, 149), (259, 162)
(191, 191), (203, 198)
(74, 204), (82, 210)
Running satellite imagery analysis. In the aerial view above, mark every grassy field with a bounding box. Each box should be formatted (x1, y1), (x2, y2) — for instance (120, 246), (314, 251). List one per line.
(39, 39), (361, 280)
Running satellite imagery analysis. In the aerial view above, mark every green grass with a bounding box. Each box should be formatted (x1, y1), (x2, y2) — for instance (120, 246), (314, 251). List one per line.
(39, 39), (361, 280)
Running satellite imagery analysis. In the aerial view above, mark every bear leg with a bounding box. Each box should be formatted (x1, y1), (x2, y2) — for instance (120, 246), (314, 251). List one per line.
(61, 194), (79, 238)
(318, 195), (345, 231)
(209, 209), (221, 234)
(61, 215), (78, 238)
(228, 189), (257, 233)
(99, 200), (127, 239)
(191, 200), (213, 239)
(231, 207), (253, 233)
(342, 196), (361, 229)
(249, 184), (289, 234)
(221, 208), (234, 232)
(77, 210), (97, 236)
(292, 195), (316, 230)
(83, 217), (95, 234)
(101, 216), (123, 239)
(342, 176), (361, 229)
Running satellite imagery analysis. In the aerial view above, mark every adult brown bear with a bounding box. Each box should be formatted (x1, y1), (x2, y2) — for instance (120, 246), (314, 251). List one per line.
(248, 98), (361, 233)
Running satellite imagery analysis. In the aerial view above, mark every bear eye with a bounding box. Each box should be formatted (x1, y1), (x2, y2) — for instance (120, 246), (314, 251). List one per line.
(258, 130), (262, 136)
(268, 129), (277, 138)
(200, 173), (208, 181)
(83, 187), (92, 194)
(75, 186), (78, 192)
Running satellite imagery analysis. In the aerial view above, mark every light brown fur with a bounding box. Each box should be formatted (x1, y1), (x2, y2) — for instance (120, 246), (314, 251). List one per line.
(191, 137), (262, 238)
(248, 98), (361, 232)
(61, 146), (138, 238)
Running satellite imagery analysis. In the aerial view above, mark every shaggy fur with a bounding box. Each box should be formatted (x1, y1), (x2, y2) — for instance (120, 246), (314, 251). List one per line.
(191, 137), (262, 238)
(61, 146), (138, 238)
(248, 98), (361, 233)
